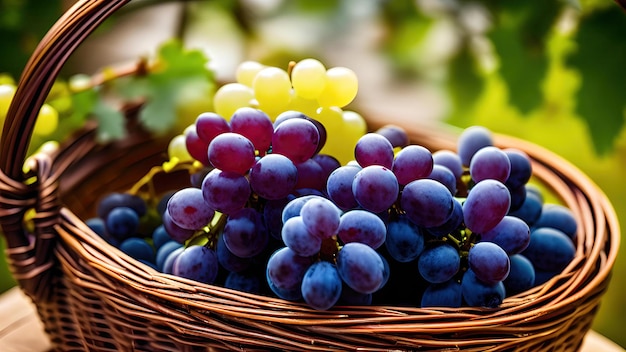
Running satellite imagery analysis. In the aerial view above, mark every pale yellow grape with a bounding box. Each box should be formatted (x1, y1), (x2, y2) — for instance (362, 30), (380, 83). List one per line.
(33, 104), (59, 136)
(0, 84), (16, 120)
(291, 58), (327, 100)
(286, 92), (318, 117)
(316, 107), (352, 165)
(342, 110), (367, 141)
(213, 83), (254, 120)
(68, 74), (92, 92)
(317, 67), (358, 108)
(252, 67), (291, 114)
(236, 61), (265, 87)
(168, 134), (194, 162)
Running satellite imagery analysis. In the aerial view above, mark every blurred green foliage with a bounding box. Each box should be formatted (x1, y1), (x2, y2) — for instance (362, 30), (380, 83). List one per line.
(1, 0), (625, 348)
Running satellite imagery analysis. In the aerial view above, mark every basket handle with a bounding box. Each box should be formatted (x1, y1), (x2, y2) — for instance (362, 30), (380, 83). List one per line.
(0, 0), (131, 300)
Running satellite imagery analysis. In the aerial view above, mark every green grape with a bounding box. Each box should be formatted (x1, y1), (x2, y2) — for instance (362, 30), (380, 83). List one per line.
(286, 93), (319, 118)
(33, 103), (59, 136)
(252, 67), (291, 115)
(342, 110), (367, 155)
(168, 134), (194, 162)
(317, 67), (358, 108)
(291, 58), (327, 100)
(0, 84), (16, 120)
(213, 83), (254, 120)
(316, 107), (354, 165)
(236, 61), (265, 87)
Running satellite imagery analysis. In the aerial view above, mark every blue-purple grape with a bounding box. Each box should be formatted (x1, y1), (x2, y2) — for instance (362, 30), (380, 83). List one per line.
(223, 208), (268, 258)
(272, 118), (320, 163)
(294, 158), (326, 191)
(156, 240), (183, 271)
(230, 107), (274, 155)
(120, 237), (155, 263)
(195, 111), (230, 144)
(216, 234), (251, 273)
(392, 145), (433, 186)
(457, 125), (493, 166)
(336, 242), (385, 294)
(352, 165), (399, 213)
(461, 269), (506, 308)
(385, 215), (425, 262)
(105, 206), (140, 240)
(504, 148), (532, 189)
(480, 215), (531, 255)
(420, 279), (463, 308)
(97, 192), (147, 219)
(425, 198), (463, 238)
(202, 168), (251, 214)
(418, 243), (460, 284)
(374, 124), (409, 149)
(326, 165), (361, 211)
(469, 146), (511, 183)
(401, 178), (454, 228)
(167, 187), (215, 230)
(249, 153), (298, 200)
(300, 196), (341, 240)
(503, 254), (535, 296)
(337, 209), (386, 249)
(522, 227), (575, 272)
(281, 216), (322, 257)
(508, 188), (543, 226)
(301, 261), (342, 310)
(463, 179), (511, 233)
(427, 164), (457, 196)
(468, 242), (510, 284)
(354, 133), (394, 169)
(266, 247), (311, 291)
(208, 132), (256, 175)
(533, 204), (578, 240)
(172, 245), (219, 284)
(432, 149), (463, 181)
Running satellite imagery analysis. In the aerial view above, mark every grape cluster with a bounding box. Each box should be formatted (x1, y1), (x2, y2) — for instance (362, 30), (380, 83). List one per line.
(87, 59), (578, 311)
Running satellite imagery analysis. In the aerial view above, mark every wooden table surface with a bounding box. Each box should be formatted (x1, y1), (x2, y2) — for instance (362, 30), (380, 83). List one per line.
(0, 286), (623, 352)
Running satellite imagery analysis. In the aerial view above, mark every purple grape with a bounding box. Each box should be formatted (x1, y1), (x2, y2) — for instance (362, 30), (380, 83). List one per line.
(266, 247), (311, 290)
(481, 215), (530, 255)
(273, 110), (327, 154)
(185, 127), (210, 165)
(463, 179), (511, 233)
(301, 261), (342, 310)
(152, 225), (173, 250)
(263, 197), (291, 240)
(281, 216), (322, 257)
(427, 164), (457, 195)
(195, 112), (230, 144)
(468, 242), (510, 284)
(385, 215), (425, 262)
(337, 210), (386, 249)
(392, 145), (433, 185)
(401, 178), (454, 228)
(312, 154), (341, 181)
(105, 207), (140, 241)
(223, 208), (268, 258)
(374, 124), (409, 148)
(272, 118), (320, 163)
(162, 246), (184, 274)
(469, 146), (511, 183)
(172, 245), (219, 284)
(461, 268), (506, 308)
(418, 243), (460, 284)
(230, 107), (274, 155)
(216, 234), (251, 273)
(522, 227), (575, 272)
(421, 279), (462, 308)
(352, 165), (399, 213)
(208, 132), (256, 175)
(155, 241), (183, 271)
(336, 242), (385, 294)
(504, 148), (532, 189)
(225, 270), (262, 294)
(425, 198), (463, 238)
(339, 284), (373, 306)
(202, 168), (251, 214)
(120, 237), (155, 263)
(533, 204), (578, 240)
(294, 158), (326, 191)
(300, 197), (341, 240)
(281, 195), (315, 224)
(167, 187), (215, 230)
(432, 150), (464, 181)
(457, 125), (493, 166)
(97, 192), (147, 219)
(326, 165), (361, 211)
(508, 188), (543, 226)
(162, 210), (195, 244)
(249, 153), (298, 200)
(508, 184), (527, 212)
(503, 254), (535, 296)
(354, 133), (394, 169)
(267, 269), (303, 301)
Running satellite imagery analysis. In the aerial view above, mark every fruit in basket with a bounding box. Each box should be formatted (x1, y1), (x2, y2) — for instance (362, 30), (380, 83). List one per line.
(85, 58), (580, 312)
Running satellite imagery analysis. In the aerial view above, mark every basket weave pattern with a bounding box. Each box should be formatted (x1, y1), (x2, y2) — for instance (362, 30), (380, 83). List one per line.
(0, 0), (620, 351)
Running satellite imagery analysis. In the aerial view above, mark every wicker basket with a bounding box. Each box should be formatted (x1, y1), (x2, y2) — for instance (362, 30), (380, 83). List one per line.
(0, 0), (620, 351)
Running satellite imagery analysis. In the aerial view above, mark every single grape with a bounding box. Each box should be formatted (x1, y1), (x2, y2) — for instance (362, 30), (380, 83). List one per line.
(503, 254), (535, 296)
(281, 195), (315, 224)
(508, 188), (543, 226)
(34, 103), (59, 136)
(263, 197), (292, 240)
(427, 164), (457, 196)
(201, 168), (251, 214)
(392, 145), (433, 185)
(272, 118), (320, 163)
(354, 133), (395, 169)
(312, 154), (341, 181)
(252, 67), (291, 114)
(480, 215), (531, 255)
(533, 204), (578, 240)
(105, 207), (140, 241)
(216, 234), (251, 273)
(522, 227), (575, 272)
(161, 210), (196, 243)
(463, 179), (511, 233)
(337, 210), (386, 249)
(167, 187), (215, 230)
(86, 217), (110, 242)
(326, 165), (361, 211)
(267, 269), (303, 301)
(273, 110), (327, 155)
(195, 111), (230, 144)
(223, 208), (268, 258)
(468, 242), (510, 284)
(401, 178), (453, 228)
(168, 134), (194, 163)
(97, 192), (147, 219)
(266, 247), (311, 290)
(469, 146), (511, 183)
(418, 243), (460, 284)
(230, 107), (274, 155)
(291, 58), (328, 100)
(317, 66), (358, 108)
(155, 241), (183, 271)
(425, 198), (463, 238)
(207, 132), (256, 175)
(172, 245), (219, 284)
(225, 270), (262, 294)
(385, 215), (425, 262)
(185, 125), (211, 166)
(301, 261), (343, 310)
(213, 82), (254, 120)
(352, 165), (399, 213)
(420, 280), (463, 308)
(336, 242), (385, 294)
(432, 149), (464, 181)
(294, 159), (326, 191)
(461, 269), (506, 308)
(301, 197), (341, 240)
(338, 284), (373, 306)
(249, 153), (298, 200)
(457, 125), (493, 166)
(235, 60), (265, 87)
(374, 124), (409, 149)
(162, 246), (184, 274)
(504, 149), (532, 190)
(281, 216), (322, 257)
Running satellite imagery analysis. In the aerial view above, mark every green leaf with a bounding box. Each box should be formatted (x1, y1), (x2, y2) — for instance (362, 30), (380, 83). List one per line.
(92, 97), (126, 143)
(567, 8), (626, 155)
(447, 44), (485, 112)
(487, 1), (562, 113)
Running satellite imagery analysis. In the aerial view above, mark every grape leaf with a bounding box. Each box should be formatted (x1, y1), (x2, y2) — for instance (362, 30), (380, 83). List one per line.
(447, 43), (485, 113)
(567, 7), (626, 155)
(487, 1), (562, 113)
(92, 97), (126, 143)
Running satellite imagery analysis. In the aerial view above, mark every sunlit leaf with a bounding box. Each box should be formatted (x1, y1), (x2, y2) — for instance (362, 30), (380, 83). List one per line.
(447, 44), (485, 113)
(567, 7), (626, 154)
